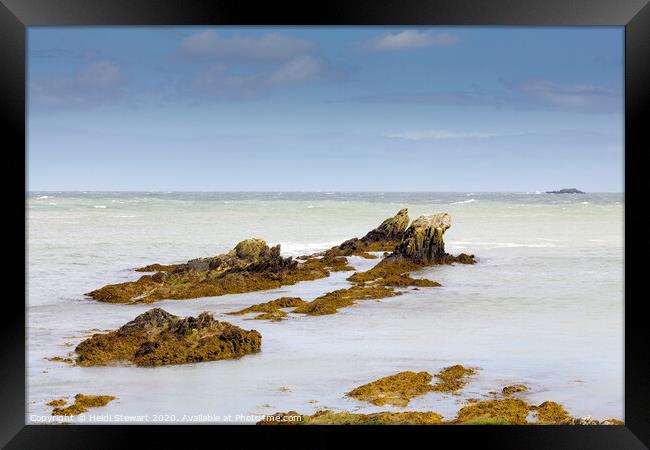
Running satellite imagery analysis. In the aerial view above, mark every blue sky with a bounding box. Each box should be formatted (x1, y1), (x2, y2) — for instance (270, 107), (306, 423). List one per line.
(28, 27), (624, 192)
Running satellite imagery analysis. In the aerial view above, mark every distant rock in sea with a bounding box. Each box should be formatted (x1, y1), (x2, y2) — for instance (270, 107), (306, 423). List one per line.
(545, 188), (585, 194)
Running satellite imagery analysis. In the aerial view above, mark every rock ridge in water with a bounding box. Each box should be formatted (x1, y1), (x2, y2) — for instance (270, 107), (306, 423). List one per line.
(325, 208), (410, 257)
(74, 308), (262, 366)
(87, 210), (412, 303)
(86, 239), (324, 303)
(86, 209), (474, 304)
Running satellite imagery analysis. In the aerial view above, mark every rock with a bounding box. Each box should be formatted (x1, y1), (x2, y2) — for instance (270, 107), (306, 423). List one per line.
(50, 394), (116, 416)
(87, 239), (318, 303)
(227, 297), (306, 321)
(455, 398), (531, 425)
(185, 239), (286, 273)
(293, 284), (399, 316)
(346, 371), (435, 407)
(135, 263), (183, 272)
(392, 213), (451, 262)
(360, 208), (410, 243)
(545, 188), (585, 194)
(430, 365), (477, 393)
(258, 410), (444, 425)
(186, 258), (211, 272)
(502, 384), (528, 397)
(75, 308), (262, 366)
(328, 209), (411, 256)
(234, 238), (269, 259)
(381, 213), (476, 265)
(87, 209), (473, 304)
(533, 401), (571, 423)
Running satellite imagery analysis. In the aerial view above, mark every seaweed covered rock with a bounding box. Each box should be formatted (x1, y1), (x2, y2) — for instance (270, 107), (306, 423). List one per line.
(385, 213), (476, 265)
(455, 398), (531, 425)
(326, 208), (410, 257)
(227, 297), (306, 321)
(502, 384), (528, 397)
(75, 308), (261, 366)
(258, 410), (444, 425)
(431, 364), (477, 393)
(360, 208), (410, 243)
(532, 401), (571, 423)
(293, 284), (399, 316)
(393, 213), (450, 262)
(346, 371), (434, 407)
(295, 257), (442, 316)
(87, 239), (326, 303)
(185, 239), (296, 274)
(50, 394), (116, 416)
(87, 209), (473, 304)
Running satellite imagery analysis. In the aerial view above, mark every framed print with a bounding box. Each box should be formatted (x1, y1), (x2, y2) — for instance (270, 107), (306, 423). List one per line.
(2, 0), (648, 448)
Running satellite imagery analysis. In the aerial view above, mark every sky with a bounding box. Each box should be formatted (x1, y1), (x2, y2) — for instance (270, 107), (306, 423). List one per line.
(27, 27), (624, 192)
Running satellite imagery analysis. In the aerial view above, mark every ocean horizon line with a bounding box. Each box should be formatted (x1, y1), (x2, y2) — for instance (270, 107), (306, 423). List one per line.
(27, 190), (624, 194)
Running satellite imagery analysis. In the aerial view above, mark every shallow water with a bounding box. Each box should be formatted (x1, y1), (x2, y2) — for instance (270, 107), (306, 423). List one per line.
(26, 192), (623, 424)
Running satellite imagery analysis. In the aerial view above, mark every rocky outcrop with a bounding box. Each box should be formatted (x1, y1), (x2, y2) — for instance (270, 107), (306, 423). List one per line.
(50, 394), (116, 416)
(545, 188), (585, 194)
(185, 239), (295, 273)
(87, 239), (325, 303)
(226, 297), (307, 322)
(388, 213), (475, 265)
(360, 208), (410, 243)
(431, 364), (477, 393)
(346, 371), (435, 407)
(393, 213), (450, 262)
(325, 208), (410, 257)
(257, 410), (444, 425)
(74, 308), (261, 366)
(86, 209), (473, 304)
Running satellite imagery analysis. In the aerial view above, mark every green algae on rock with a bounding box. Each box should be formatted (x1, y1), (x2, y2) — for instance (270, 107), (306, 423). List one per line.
(532, 401), (571, 424)
(87, 239), (330, 304)
(321, 208), (410, 258)
(256, 372), (622, 426)
(295, 252), (443, 317)
(51, 394), (116, 416)
(431, 364), (478, 393)
(258, 409), (444, 425)
(293, 284), (399, 316)
(226, 296), (306, 322)
(502, 384), (528, 397)
(135, 263), (184, 272)
(455, 398), (531, 424)
(46, 356), (74, 364)
(47, 399), (67, 407)
(227, 297), (306, 316)
(86, 209), (473, 304)
(75, 308), (261, 367)
(346, 371), (434, 407)
(386, 212), (476, 265)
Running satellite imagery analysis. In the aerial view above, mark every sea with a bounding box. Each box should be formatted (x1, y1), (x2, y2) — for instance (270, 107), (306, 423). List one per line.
(26, 192), (624, 424)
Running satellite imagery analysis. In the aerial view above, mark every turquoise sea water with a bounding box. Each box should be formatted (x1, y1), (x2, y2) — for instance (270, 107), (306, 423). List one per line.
(26, 192), (623, 423)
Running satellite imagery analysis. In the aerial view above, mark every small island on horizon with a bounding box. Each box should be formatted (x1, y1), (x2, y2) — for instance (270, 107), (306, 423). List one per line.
(545, 188), (585, 194)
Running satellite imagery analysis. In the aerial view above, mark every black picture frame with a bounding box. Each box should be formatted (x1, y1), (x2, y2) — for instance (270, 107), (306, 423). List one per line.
(2, 0), (648, 447)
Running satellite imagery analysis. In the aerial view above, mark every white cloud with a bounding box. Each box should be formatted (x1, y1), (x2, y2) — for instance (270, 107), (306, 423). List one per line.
(180, 31), (316, 62)
(366, 31), (459, 51)
(388, 130), (504, 141)
(193, 55), (326, 99)
(268, 55), (324, 85)
(30, 60), (124, 109)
